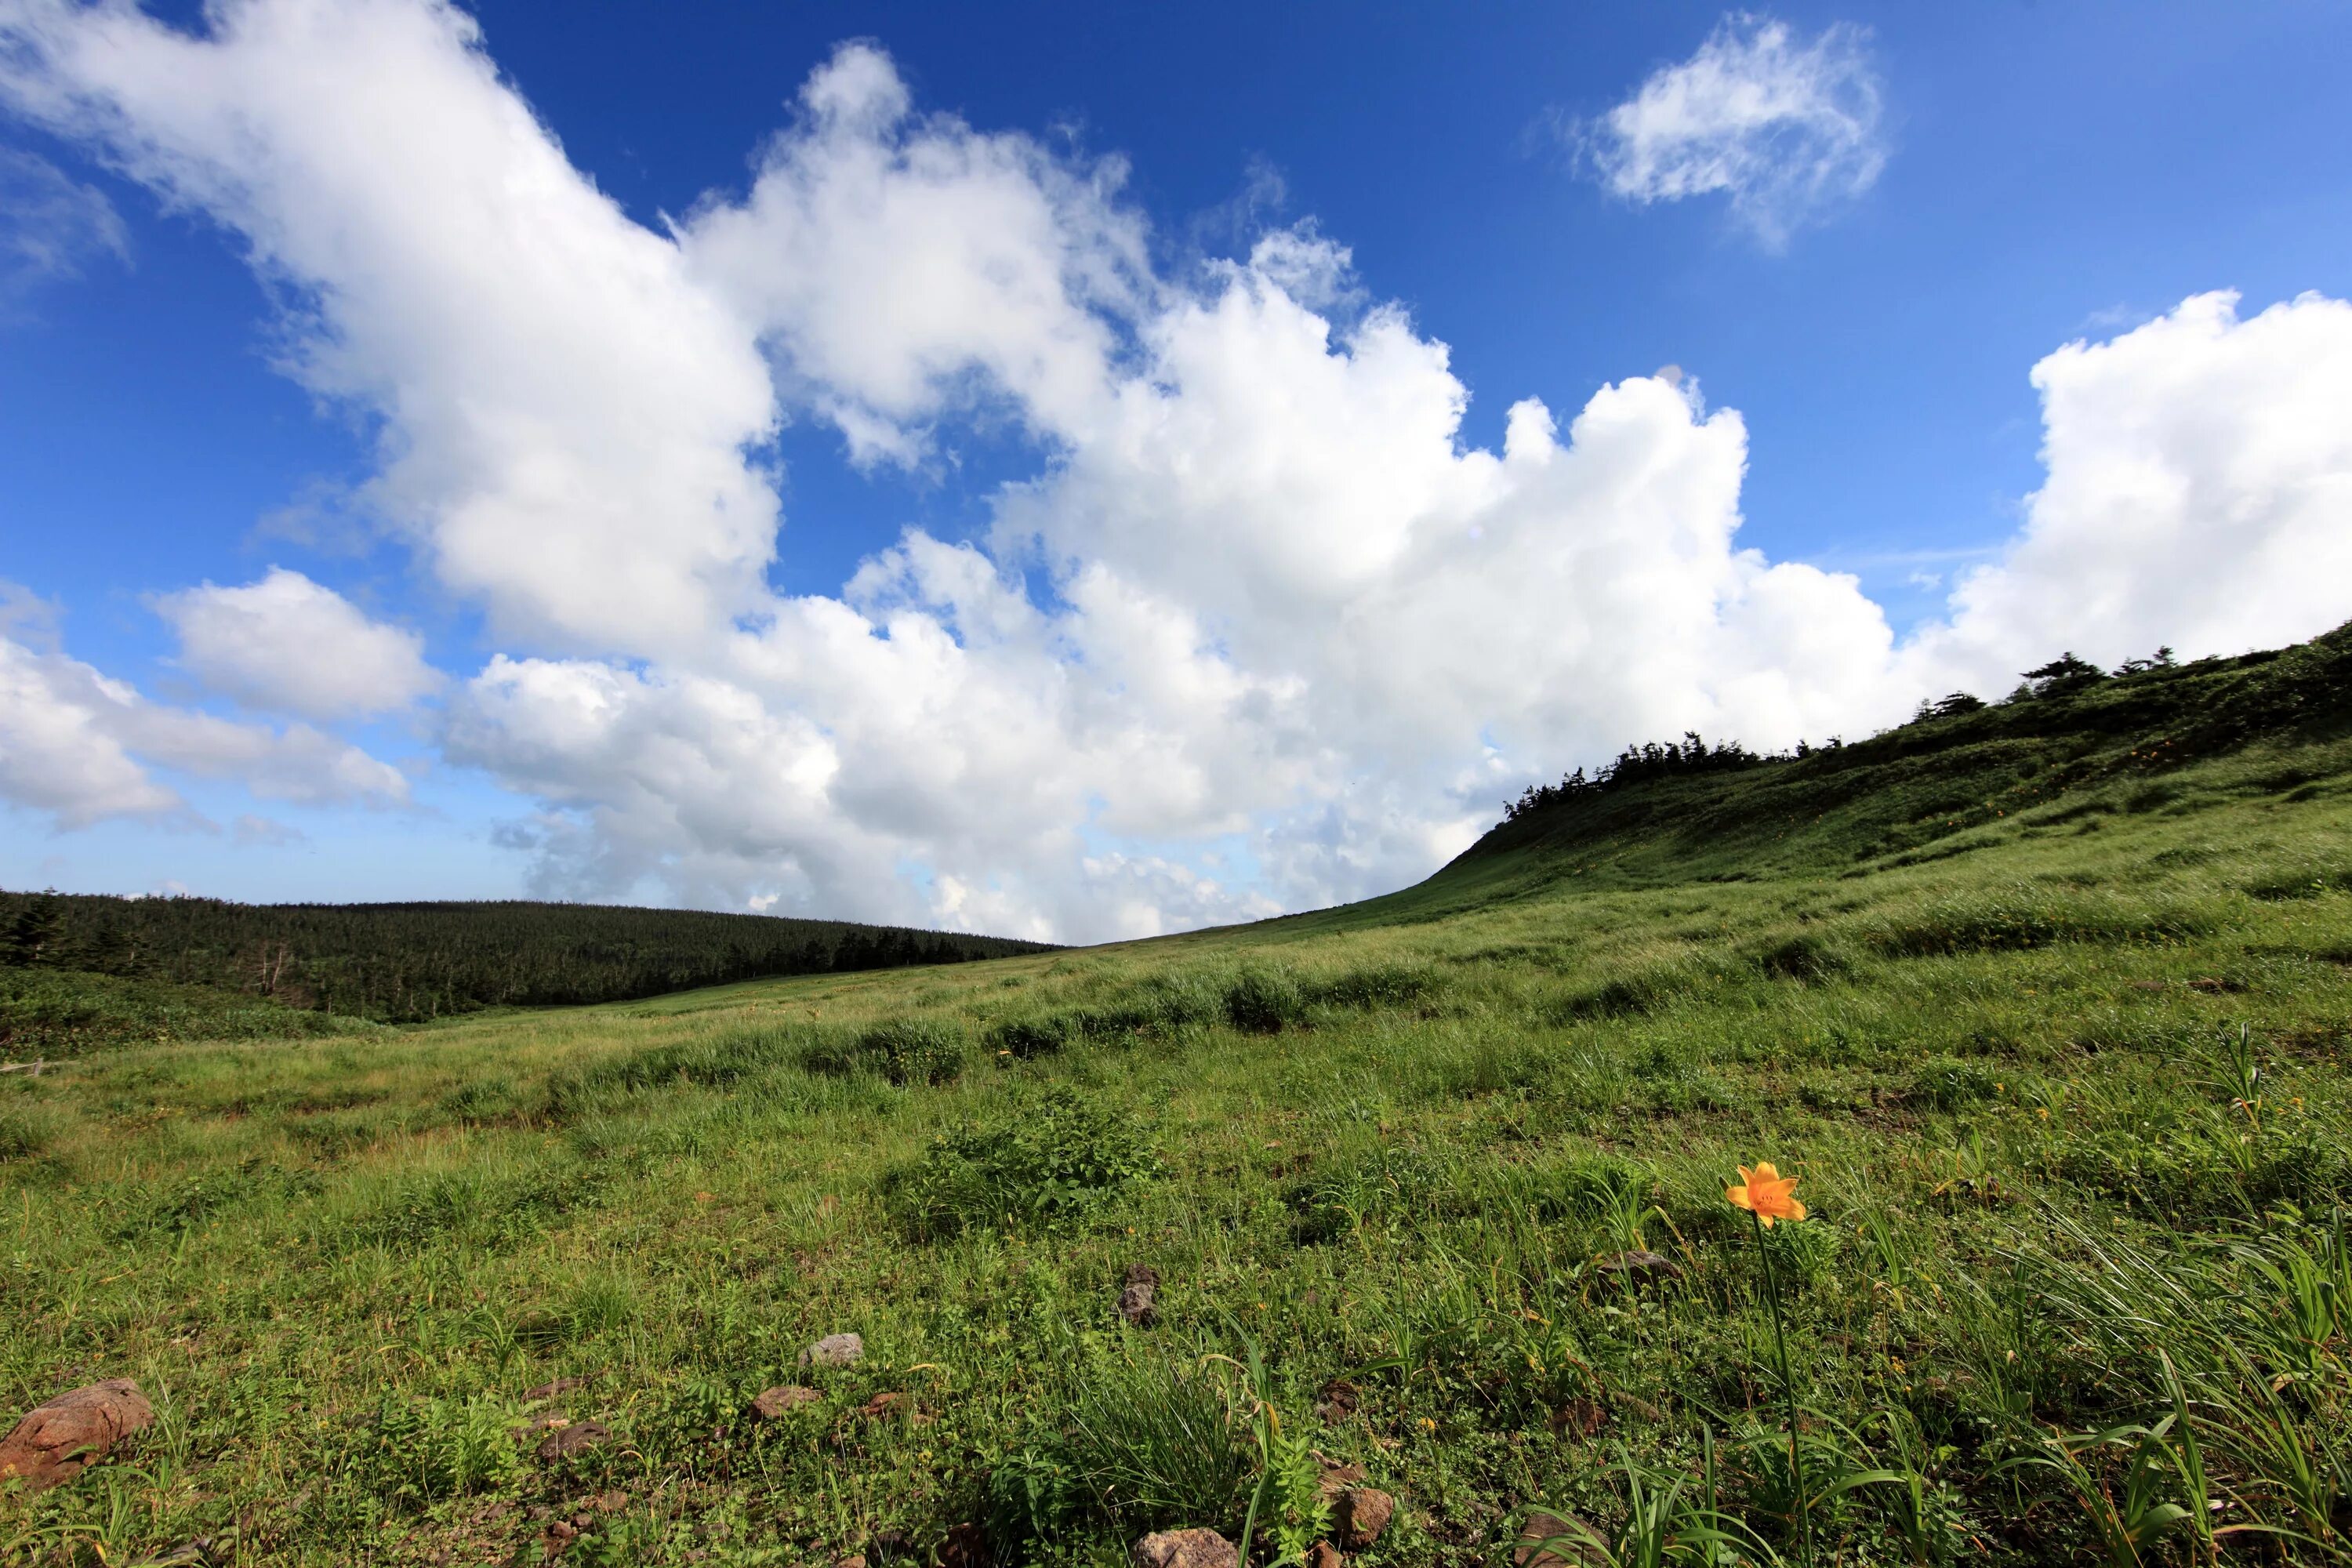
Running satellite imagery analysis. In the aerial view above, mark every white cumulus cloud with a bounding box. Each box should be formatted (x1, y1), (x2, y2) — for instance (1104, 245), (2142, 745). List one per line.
(2, 5), (2344, 940)
(1577, 13), (1886, 247)
(0, 616), (412, 829)
(153, 567), (440, 720)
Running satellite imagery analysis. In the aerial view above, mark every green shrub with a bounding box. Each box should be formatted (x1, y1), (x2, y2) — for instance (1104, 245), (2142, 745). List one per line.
(1748, 931), (1853, 982)
(1871, 894), (2209, 956)
(804, 1018), (968, 1085)
(0, 1102), (59, 1163)
(1304, 963), (1437, 1009)
(997, 1357), (1254, 1540)
(1910, 1057), (2002, 1112)
(340, 1164), (601, 1253)
(1222, 967), (1307, 1033)
(985, 1014), (1075, 1060)
(891, 1087), (1160, 1238)
(356, 1392), (521, 1504)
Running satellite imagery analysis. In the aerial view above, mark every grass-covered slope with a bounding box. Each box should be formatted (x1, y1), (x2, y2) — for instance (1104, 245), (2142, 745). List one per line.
(1316, 621), (2352, 929)
(2, 629), (2350, 1568)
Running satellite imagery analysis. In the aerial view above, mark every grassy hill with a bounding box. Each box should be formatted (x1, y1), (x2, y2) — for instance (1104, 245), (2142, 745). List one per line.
(3, 629), (2349, 1566)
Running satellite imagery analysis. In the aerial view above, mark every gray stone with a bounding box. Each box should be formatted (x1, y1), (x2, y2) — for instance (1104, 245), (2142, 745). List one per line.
(800, 1332), (864, 1368)
(1133, 1528), (1239, 1568)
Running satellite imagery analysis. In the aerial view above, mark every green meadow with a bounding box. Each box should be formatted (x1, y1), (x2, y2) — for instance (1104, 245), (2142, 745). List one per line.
(4, 633), (2350, 1566)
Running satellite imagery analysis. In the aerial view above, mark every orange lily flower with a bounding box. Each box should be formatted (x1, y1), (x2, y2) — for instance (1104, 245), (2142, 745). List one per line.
(1726, 1161), (1806, 1226)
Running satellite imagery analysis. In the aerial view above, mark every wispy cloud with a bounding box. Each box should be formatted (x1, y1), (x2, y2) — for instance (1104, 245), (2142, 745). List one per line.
(0, 145), (125, 310)
(1573, 13), (1886, 249)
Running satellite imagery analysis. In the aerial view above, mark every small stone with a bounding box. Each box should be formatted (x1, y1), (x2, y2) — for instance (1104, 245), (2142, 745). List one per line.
(1305, 1544), (1342, 1568)
(595, 1490), (629, 1513)
(833, 1556), (868, 1568)
(1118, 1279), (1157, 1325)
(800, 1333), (864, 1368)
(547, 1520), (577, 1541)
(0, 1379), (156, 1494)
(1593, 1250), (1682, 1287)
(939, 1522), (989, 1567)
(1314, 1378), (1360, 1424)
(751, 1385), (822, 1420)
(857, 1392), (909, 1421)
(1312, 1454), (1367, 1499)
(1133, 1528), (1239, 1568)
(1548, 1398), (1606, 1440)
(1512, 1512), (1604, 1567)
(523, 1376), (586, 1401)
(1334, 1488), (1394, 1549)
(536, 1419), (612, 1461)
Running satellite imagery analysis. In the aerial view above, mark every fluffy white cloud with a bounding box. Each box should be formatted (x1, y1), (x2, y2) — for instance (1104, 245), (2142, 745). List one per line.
(4, 6), (2344, 941)
(1577, 13), (1886, 246)
(0, 0), (779, 655)
(153, 567), (439, 720)
(684, 41), (1150, 466)
(0, 620), (411, 829)
(1906, 291), (2352, 691)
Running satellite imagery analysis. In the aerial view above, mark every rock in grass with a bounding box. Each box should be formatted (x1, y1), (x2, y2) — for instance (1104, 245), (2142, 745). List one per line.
(522, 1375), (587, 1401)
(1118, 1262), (1160, 1324)
(750, 1385), (822, 1420)
(1312, 1454), (1367, 1498)
(1132, 1527), (1239, 1568)
(1305, 1544), (1343, 1568)
(1334, 1487), (1394, 1549)
(1512, 1511), (1605, 1567)
(1592, 1250), (1682, 1288)
(535, 1419), (611, 1461)
(1314, 1378), (1359, 1423)
(0, 1378), (154, 1494)
(800, 1332), (864, 1368)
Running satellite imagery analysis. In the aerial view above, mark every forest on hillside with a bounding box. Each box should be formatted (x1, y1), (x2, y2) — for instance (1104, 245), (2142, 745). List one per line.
(0, 893), (1054, 1024)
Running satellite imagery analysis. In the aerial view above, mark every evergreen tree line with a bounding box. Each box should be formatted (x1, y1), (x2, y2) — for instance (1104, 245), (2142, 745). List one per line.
(1502, 645), (2186, 824)
(0, 893), (1055, 1023)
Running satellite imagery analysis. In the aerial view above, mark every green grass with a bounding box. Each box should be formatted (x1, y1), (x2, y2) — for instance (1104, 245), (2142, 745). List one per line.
(3, 637), (2350, 1566)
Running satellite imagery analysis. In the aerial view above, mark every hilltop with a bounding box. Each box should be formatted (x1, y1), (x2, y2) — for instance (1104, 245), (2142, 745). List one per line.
(2, 625), (2349, 1567)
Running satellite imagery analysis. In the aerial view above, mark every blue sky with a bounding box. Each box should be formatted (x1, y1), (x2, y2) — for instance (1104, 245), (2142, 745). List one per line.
(2, 0), (2349, 938)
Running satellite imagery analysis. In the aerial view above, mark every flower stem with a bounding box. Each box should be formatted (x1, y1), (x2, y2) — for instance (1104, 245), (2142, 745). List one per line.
(1755, 1210), (1813, 1568)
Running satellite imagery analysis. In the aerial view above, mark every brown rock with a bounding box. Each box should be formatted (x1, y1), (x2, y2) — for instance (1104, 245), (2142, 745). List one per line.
(0, 1379), (155, 1494)
(594, 1489), (629, 1513)
(1547, 1397), (1606, 1440)
(1512, 1512), (1604, 1567)
(546, 1521), (578, 1542)
(535, 1419), (612, 1461)
(1305, 1544), (1343, 1568)
(1132, 1527), (1239, 1568)
(1334, 1487), (1394, 1549)
(857, 1392), (910, 1421)
(522, 1376), (586, 1401)
(939, 1522), (990, 1567)
(800, 1332), (864, 1368)
(750, 1385), (822, 1420)
(833, 1557), (867, 1568)
(1314, 1377), (1360, 1423)
(1117, 1280), (1158, 1325)
(1592, 1250), (1682, 1288)
(1312, 1454), (1368, 1499)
